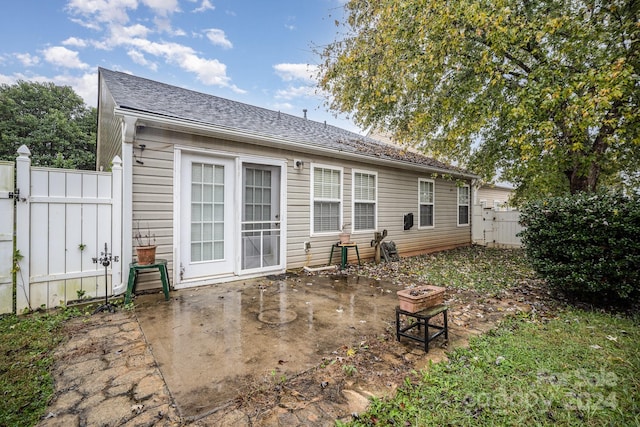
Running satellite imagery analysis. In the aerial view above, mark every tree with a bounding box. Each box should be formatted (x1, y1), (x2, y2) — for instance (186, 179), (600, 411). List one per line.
(318, 0), (640, 201)
(0, 81), (97, 170)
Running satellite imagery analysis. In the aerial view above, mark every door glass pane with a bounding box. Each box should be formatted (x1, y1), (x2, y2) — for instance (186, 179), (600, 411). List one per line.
(202, 204), (212, 221)
(242, 165), (280, 270)
(191, 162), (225, 262)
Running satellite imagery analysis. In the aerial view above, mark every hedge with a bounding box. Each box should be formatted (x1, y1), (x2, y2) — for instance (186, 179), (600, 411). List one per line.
(519, 192), (640, 300)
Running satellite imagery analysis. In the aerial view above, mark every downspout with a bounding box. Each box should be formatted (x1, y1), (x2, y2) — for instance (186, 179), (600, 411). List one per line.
(470, 178), (479, 245)
(112, 115), (137, 296)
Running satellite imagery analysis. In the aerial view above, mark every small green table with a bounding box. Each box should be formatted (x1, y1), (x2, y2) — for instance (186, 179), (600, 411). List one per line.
(125, 259), (170, 304)
(329, 242), (361, 269)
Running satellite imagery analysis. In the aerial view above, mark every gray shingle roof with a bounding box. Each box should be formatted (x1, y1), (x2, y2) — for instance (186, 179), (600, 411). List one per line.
(99, 67), (471, 175)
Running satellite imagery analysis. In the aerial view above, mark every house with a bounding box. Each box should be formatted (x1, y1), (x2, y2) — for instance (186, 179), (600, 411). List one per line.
(367, 129), (515, 210)
(97, 68), (479, 293)
(475, 183), (514, 210)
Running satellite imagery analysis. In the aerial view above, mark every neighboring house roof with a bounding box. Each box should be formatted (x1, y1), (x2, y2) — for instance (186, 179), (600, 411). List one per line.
(99, 68), (476, 178)
(479, 183), (515, 191)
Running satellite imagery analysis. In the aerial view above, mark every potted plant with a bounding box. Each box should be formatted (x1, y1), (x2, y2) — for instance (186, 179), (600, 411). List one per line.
(339, 223), (351, 244)
(134, 221), (157, 265)
(397, 285), (445, 312)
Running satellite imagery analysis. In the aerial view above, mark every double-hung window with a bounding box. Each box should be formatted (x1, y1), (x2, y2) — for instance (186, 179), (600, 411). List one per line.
(353, 171), (376, 231)
(418, 179), (435, 227)
(312, 165), (342, 233)
(458, 185), (470, 226)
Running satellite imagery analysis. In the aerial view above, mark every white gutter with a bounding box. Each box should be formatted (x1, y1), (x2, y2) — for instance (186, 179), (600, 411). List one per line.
(113, 107), (479, 180)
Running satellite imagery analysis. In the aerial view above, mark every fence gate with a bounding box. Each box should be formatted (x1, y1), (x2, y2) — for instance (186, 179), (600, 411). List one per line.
(472, 205), (523, 248)
(0, 161), (14, 314)
(0, 146), (123, 314)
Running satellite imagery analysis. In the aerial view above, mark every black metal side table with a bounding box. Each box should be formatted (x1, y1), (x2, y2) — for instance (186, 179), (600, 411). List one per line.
(396, 304), (448, 352)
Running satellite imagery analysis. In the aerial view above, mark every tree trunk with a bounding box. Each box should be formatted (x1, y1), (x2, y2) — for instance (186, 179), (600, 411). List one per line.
(565, 162), (600, 194)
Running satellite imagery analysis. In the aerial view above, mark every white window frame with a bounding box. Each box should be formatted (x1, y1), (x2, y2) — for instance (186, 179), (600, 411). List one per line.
(457, 185), (470, 226)
(352, 169), (377, 233)
(418, 178), (435, 229)
(310, 163), (343, 236)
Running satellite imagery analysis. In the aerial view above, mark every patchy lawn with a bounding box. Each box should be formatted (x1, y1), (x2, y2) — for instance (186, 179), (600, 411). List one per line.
(337, 247), (640, 426)
(0, 309), (82, 427)
(359, 246), (537, 294)
(338, 309), (640, 426)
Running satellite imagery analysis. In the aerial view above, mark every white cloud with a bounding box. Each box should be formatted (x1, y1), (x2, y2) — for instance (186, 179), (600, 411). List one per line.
(205, 29), (232, 49)
(273, 63), (317, 82)
(127, 49), (158, 71)
(0, 73), (15, 85)
(275, 85), (318, 100)
(141, 0), (179, 16)
(15, 53), (40, 67)
(153, 16), (185, 35)
(95, 23), (151, 50)
(69, 17), (102, 31)
(53, 72), (99, 106)
(62, 0), (241, 92)
(66, 0), (138, 24)
(120, 23), (152, 39)
(112, 36), (244, 92)
(62, 37), (88, 48)
(272, 102), (294, 111)
(0, 72), (98, 106)
(284, 16), (296, 31)
(193, 0), (215, 13)
(42, 46), (89, 69)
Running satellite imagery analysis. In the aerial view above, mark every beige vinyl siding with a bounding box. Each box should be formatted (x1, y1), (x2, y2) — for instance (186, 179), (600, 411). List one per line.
(127, 126), (472, 287)
(130, 133), (175, 290)
(286, 156), (471, 268)
(477, 186), (513, 208)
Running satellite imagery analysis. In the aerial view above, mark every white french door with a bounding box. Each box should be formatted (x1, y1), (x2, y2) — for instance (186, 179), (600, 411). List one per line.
(180, 153), (236, 280)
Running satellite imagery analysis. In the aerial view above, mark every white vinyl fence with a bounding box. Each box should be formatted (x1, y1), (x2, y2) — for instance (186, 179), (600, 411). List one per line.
(0, 161), (14, 313)
(0, 145), (123, 314)
(472, 205), (523, 248)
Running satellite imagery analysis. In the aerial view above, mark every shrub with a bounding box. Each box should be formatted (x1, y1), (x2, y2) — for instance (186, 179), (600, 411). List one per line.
(519, 192), (640, 300)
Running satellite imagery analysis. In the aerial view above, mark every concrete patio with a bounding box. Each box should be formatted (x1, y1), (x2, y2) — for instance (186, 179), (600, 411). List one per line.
(38, 271), (541, 426)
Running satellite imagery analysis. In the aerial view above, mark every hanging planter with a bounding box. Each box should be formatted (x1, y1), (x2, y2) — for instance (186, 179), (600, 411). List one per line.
(397, 285), (445, 313)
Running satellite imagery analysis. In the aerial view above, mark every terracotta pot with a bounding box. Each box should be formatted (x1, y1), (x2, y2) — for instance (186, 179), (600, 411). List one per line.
(136, 245), (157, 265)
(339, 232), (351, 244)
(397, 285), (445, 313)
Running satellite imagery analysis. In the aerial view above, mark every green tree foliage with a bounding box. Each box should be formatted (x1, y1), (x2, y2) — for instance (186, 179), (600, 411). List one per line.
(318, 0), (640, 201)
(0, 81), (97, 170)
(519, 193), (640, 301)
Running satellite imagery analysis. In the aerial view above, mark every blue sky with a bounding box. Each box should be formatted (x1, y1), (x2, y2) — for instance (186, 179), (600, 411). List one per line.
(0, 0), (361, 132)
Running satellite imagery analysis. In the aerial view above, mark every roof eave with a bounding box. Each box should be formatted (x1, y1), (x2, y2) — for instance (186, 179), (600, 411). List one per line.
(115, 107), (479, 180)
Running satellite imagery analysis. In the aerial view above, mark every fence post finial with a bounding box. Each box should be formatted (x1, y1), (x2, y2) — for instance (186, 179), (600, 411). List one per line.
(17, 145), (31, 158)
